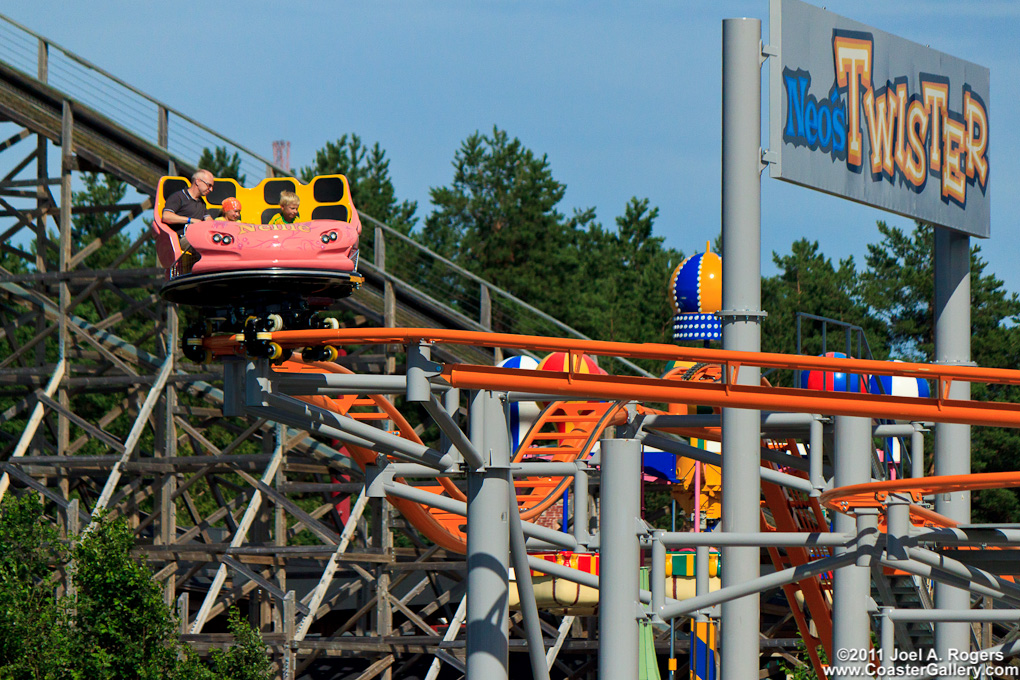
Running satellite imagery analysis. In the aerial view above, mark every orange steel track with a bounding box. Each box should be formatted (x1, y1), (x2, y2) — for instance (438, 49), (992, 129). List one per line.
(820, 472), (1020, 519)
(274, 358), (621, 553)
(217, 329), (1020, 674)
(206, 327), (1020, 429)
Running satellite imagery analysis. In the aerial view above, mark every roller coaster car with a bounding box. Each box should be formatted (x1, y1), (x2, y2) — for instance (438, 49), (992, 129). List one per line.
(152, 174), (363, 309)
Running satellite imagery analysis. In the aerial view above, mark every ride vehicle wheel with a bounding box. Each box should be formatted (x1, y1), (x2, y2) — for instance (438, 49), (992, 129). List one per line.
(182, 326), (208, 363)
(267, 314), (283, 332)
(267, 342), (284, 361)
(302, 346), (336, 362)
(243, 316), (278, 358)
(319, 316), (340, 330)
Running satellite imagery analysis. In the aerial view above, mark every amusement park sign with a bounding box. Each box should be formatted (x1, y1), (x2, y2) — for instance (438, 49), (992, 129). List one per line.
(769, 0), (990, 238)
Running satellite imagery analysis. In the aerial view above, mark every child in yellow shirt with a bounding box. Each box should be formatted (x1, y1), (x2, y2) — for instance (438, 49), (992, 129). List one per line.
(269, 191), (300, 224)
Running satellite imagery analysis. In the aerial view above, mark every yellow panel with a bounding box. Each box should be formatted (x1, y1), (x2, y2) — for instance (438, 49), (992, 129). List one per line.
(156, 174), (354, 225)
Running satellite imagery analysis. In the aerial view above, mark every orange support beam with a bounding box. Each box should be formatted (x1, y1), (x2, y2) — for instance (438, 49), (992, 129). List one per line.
(204, 327), (1020, 428)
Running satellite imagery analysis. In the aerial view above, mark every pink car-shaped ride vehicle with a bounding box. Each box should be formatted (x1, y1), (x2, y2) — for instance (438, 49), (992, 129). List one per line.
(151, 174), (362, 361)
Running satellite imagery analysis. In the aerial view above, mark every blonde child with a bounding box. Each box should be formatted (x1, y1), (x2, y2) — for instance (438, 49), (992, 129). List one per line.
(269, 191), (300, 224)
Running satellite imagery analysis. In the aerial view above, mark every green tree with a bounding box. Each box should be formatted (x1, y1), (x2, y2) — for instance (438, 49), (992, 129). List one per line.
(0, 495), (74, 678)
(761, 239), (887, 385)
(199, 146), (246, 184)
(574, 198), (682, 351)
(70, 172), (142, 271)
(422, 127), (587, 324)
(301, 134), (418, 235)
(0, 496), (275, 679)
(861, 222), (938, 361)
(210, 609), (275, 680)
(71, 516), (191, 678)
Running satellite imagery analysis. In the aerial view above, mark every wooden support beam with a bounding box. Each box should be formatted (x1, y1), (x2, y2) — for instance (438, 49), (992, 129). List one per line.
(219, 555), (309, 615)
(235, 470), (343, 546)
(0, 462), (91, 525)
(35, 392), (124, 452)
(57, 99), (73, 460)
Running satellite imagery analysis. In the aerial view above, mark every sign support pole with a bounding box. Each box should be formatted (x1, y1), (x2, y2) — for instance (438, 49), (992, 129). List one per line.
(720, 17), (763, 680)
(934, 229), (971, 676)
(831, 416), (874, 673)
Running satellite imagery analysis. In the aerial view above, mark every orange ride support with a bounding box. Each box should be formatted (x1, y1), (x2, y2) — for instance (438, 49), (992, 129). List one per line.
(205, 328), (1020, 429)
(273, 357), (624, 553)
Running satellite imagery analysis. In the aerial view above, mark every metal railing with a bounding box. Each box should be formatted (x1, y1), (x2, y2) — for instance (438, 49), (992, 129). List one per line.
(362, 215), (655, 377)
(0, 12), (655, 378)
(0, 12), (283, 181)
(795, 312), (876, 362)
(794, 312), (918, 481)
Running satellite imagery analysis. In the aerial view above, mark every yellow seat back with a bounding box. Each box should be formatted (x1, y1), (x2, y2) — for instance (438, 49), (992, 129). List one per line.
(155, 174), (354, 224)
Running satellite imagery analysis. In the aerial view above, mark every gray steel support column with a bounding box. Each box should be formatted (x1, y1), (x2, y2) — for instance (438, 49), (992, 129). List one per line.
(573, 465), (590, 546)
(720, 16), (763, 680)
(466, 391), (510, 679)
(809, 417), (824, 492)
(442, 387), (462, 464)
(599, 439), (642, 680)
(881, 608), (895, 670)
(934, 228), (971, 672)
(911, 424), (925, 479)
(508, 488), (551, 680)
(831, 416), (872, 674)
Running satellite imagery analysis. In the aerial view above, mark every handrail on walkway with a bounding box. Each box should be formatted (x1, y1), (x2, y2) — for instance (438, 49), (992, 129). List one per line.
(0, 12), (285, 181)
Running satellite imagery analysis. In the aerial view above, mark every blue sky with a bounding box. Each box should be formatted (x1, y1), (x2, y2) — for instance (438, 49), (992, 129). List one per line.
(4, 1), (1019, 297)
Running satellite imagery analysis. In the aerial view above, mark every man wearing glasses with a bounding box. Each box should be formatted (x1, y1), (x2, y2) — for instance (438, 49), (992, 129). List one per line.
(161, 169), (215, 272)
(162, 169), (215, 234)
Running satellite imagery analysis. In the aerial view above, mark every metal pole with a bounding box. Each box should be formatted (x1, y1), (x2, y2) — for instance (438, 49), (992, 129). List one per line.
(508, 486), (551, 680)
(934, 228), (971, 673)
(598, 438), (642, 680)
(573, 464), (589, 546)
(809, 416), (824, 493)
(652, 531), (666, 615)
(910, 424), (925, 479)
(466, 391), (510, 679)
(881, 608), (895, 670)
(670, 498), (676, 680)
(830, 416), (872, 674)
(442, 387), (462, 464)
(720, 16), (763, 680)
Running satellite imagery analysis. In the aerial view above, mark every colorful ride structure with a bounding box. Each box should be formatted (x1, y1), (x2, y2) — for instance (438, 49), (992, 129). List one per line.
(191, 318), (1020, 679)
(182, 238), (1020, 679)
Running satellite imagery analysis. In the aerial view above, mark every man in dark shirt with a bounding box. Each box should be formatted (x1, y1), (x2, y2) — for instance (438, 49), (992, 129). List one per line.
(162, 169), (215, 235)
(162, 169), (214, 273)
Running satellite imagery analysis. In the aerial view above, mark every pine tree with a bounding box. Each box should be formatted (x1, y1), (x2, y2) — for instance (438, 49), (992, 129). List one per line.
(762, 239), (887, 386)
(300, 134), (417, 235)
(198, 146), (246, 184)
(422, 127), (585, 326)
(574, 198), (682, 351)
